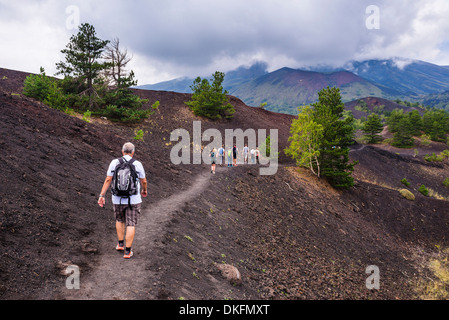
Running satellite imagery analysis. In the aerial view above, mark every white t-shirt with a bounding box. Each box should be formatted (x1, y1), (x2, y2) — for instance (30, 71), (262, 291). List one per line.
(107, 155), (146, 205)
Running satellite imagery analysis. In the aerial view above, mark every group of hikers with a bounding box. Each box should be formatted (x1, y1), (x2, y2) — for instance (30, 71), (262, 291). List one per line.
(209, 144), (260, 174)
(97, 142), (262, 259)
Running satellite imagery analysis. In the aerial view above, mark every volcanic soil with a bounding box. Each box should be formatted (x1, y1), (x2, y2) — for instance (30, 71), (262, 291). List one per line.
(1, 68), (449, 300)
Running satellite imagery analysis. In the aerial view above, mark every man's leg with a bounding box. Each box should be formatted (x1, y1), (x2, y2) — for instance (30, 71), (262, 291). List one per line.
(123, 204), (140, 258)
(114, 205), (126, 250)
(125, 226), (136, 248)
(116, 221), (125, 242)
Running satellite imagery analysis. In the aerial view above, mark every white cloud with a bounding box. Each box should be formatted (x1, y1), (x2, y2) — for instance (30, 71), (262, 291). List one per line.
(1, 0), (449, 83)
(355, 0), (449, 65)
(0, 1), (73, 74)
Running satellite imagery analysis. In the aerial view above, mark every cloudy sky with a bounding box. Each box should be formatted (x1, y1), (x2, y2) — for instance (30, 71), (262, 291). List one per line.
(1, 0), (449, 84)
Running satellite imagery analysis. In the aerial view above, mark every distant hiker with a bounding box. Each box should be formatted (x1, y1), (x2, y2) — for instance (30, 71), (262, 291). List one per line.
(232, 144), (238, 167)
(250, 148), (256, 164)
(243, 144), (249, 164)
(98, 142), (147, 259)
(210, 148), (217, 174)
(227, 147), (233, 167)
(255, 147), (260, 164)
(218, 145), (225, 166)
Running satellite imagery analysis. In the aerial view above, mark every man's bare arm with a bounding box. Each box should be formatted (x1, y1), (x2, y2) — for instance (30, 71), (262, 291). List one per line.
(140, 178), (148, 197)
(98, 176), (113, 207)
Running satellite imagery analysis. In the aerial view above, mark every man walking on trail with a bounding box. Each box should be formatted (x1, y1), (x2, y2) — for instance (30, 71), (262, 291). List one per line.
(218, 145), (225, 166)
(210, 148), (217, 174)
(98, 142), (147, 259)
(255, 147), (260, 164)
(232, 144), (238, 167)
(250, 148), (256, 164)
(227, 147), (233, 167)
(243, 144), (249, 164)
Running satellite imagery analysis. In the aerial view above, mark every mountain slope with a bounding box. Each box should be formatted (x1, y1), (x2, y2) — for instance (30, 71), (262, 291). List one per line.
(232, 67), (400, 114)
(1, 68), (449, 301)
(420, 90), (449, 111)
(136, 61), (268, 94)
(344, 97), (426, 119)
(136, 76), (193, 93)
(344, 59), (449, 96)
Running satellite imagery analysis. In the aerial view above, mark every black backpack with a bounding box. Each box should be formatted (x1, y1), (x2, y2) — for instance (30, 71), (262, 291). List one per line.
(111, 157), (139, 206)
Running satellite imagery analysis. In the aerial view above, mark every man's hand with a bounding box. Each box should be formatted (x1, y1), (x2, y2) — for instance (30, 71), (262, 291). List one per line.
(98, 196), (106, 207)
(98, 176), (112, 208)
(140, 178), (148, 198)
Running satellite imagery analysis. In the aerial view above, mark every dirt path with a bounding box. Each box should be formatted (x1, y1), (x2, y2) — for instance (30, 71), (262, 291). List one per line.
(65, 169), (211, 300)
(350, 144), (367, 153)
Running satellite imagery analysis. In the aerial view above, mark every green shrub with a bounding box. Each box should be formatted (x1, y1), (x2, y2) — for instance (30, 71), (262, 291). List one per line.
(82, 110), (91, 123)
(23, 66), (157, 124)
(420, 134), (432, 146)
(424, 153), (444, 162)
(98, 104), (153, 123)
(443, 178), (449, 188)
(64, 107), (75, 115)
(151, 100), (160, 112)
(419, 185), (429, 197)
(401, 178), (411, 187)
(134, 129), (144, 141)
(23, 67), (56, 101)
(103, 87), (148, 110)
(43, 81), (69, 110)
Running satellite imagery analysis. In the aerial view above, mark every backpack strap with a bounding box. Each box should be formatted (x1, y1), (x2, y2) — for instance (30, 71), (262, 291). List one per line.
(114, 157), (138, 208)
(121, 157), (136, 165)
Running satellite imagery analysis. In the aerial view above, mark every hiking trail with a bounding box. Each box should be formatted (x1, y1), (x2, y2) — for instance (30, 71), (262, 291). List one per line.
(350, 144), (367, 153)
(65, 169), (211, 300)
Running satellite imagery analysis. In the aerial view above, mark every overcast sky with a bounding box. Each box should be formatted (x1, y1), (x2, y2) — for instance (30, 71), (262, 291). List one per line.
(2, 0), (449, 84)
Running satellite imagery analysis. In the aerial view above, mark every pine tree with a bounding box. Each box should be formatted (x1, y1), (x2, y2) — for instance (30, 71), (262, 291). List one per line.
(185, 71), (235, 120)
(392, 117), (414, 147)
(386, 109), (405, 133)
(423, 109), (449, 142)
(312, 87), (357, 188)
(362, 113), (384, 144)
(56, 23), (110, 107)
(408, 110), (423, 136)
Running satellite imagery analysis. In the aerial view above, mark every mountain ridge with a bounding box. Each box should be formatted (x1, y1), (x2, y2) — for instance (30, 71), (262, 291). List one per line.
(232, 67), (402, 114)
(138, 58), (449, 114)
